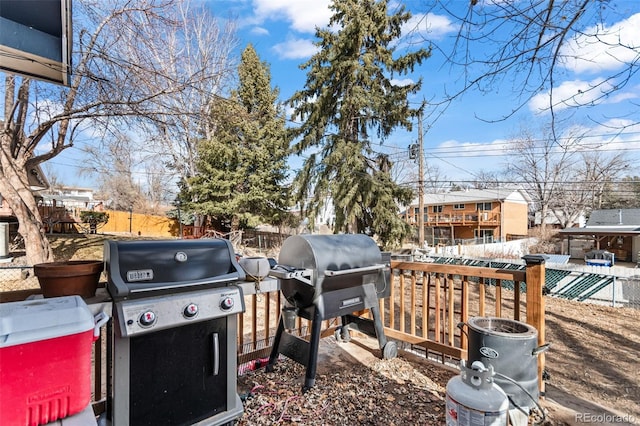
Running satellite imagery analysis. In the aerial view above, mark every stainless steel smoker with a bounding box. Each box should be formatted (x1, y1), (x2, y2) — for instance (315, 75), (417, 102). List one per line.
(266, 234), (397, 391)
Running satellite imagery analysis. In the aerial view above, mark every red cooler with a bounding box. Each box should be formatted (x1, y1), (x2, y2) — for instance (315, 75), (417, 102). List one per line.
(0, 295), (108, 426)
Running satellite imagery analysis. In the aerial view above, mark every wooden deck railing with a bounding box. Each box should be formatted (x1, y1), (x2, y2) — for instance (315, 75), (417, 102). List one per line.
(235, 255), (546, 393)
(0, 255), (547, 414)
(384, 256), (546, 393)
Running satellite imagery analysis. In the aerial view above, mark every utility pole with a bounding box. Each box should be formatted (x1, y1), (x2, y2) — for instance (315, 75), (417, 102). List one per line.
(418, 109), (425, 247)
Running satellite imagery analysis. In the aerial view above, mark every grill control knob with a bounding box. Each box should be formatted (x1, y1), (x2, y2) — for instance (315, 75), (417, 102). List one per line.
(183, 303), (198, 318)
(220, 297), (234, 311)
(139, 311), (156, 327)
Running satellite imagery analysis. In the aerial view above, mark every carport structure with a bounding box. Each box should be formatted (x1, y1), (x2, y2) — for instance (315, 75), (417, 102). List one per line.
(559, 209), (640, 264)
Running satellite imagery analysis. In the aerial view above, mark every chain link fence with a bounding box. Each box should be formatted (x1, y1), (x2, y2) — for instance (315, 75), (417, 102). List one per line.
(607, 275), (640, 309)
(0, 266), (39, 293)
(546, 262), (640, 310)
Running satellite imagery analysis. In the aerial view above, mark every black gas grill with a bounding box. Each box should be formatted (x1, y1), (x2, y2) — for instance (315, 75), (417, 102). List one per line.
(104, 239), (245, 426)
(266, 234), (396, 391)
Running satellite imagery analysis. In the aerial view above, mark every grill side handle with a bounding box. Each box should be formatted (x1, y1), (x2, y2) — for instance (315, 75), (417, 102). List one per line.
(104, 240), (130, 298)
(323, 264), (386, 277)
(269, 267), (313, 285)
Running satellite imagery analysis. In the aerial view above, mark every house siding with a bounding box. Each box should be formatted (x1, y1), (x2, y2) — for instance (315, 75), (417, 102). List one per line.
(503, 200), (528, 236)
(402, 189), (530, 245)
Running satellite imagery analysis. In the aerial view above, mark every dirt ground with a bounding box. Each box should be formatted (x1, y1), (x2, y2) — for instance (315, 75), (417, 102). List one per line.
(543, 297), (640, 423)
(3, 234), (639, 424)
(236, 297), (640, 426)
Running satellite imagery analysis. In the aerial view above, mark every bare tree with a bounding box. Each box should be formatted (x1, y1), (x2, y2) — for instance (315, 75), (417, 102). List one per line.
(607, 176), (640, 208)
(505, 125), (578, 230)
(0, 0), (237, 264)
(137, 2), (238, 189)
(422, 1), (640, 131)
(423, 162), (450, 193)
(80, 1), (238, 211)
(471, 170), (502, 189)
(83, 130), (146, 212)
(507, 125), (632, 229)
(548, 179), (592, 229)
(545, 151), (630, 227)
(580, 151), (632, 210)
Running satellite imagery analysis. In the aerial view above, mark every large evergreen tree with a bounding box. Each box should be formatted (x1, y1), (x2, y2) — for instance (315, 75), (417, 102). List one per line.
(289, 0), (429, 248)
(187, 45), (291, 231)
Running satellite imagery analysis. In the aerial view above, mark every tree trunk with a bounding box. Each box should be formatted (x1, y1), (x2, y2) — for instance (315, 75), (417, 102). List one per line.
(230, 215), (240, 232)
(0, 137), (53, 265)
(539, 204), (548, 233)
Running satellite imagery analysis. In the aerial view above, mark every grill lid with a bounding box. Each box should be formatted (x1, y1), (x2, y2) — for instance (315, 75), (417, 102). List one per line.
(277, 234), (382, 279)
(105, 239), (245, 299)
(275, 234), (390, 310)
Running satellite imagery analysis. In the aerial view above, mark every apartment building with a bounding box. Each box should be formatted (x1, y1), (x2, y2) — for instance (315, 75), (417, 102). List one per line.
(402, 188), (530, 245)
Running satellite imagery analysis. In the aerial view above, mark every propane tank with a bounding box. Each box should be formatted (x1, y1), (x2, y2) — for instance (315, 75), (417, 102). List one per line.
(446, 360), (509, 426)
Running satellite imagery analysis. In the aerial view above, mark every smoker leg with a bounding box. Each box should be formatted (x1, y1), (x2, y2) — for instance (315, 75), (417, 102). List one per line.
(334, 316), (352, 343)
(303, 307), (323, 392)
(369, 304), (388, 349)
(265, 317), (286, 372)
(370, 305), (397, 359)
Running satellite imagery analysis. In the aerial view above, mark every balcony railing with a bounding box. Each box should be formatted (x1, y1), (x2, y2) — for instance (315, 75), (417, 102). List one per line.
(405, 212), (501, 226)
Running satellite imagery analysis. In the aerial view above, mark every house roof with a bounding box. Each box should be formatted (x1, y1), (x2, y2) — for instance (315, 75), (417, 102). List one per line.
(559, 226), (640, 235)
(408, 188), (531, 207)
(28, 164), (49, 190)
(558, 209), (640, 236)
(586, 208), (640, 226)
(40, 194), (91, 204)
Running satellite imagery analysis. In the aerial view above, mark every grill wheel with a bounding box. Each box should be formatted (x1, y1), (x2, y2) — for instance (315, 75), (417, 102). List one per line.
(334, 327), (351, 343)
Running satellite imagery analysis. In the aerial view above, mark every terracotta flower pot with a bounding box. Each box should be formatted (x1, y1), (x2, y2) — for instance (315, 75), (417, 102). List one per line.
(34, 260), (104, 298)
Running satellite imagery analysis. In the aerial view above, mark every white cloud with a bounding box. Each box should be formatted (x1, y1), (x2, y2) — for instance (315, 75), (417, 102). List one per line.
(391, 78), (414, 87)
(437, 138), (509, 158)
(528, 78), (615, 113)
(561, 13), (640, 74)
(252, 0), (332, 34)
(250, 26), (269, 36)
(607, 86), (640, 104)
(272, 37), (318, 60)
(403, 13), (456, 41)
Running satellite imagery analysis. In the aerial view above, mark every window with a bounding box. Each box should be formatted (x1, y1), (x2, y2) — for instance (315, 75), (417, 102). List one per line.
(453, 203), (465, 210)
(476, 202), (492, 211)
(433, 205), (443, 213)
(475, 229), (494, 242)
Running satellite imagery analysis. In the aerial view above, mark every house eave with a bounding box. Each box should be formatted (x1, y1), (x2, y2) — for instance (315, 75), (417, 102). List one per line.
(558, 227), (640, 236)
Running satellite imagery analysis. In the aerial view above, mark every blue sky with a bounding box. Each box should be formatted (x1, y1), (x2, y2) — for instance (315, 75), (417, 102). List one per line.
(207, 0), (640, 185)
(52, 0), (640, 189)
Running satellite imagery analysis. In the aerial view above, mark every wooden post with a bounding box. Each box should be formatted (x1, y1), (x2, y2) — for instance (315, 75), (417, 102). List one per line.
(523, 254), (547, 397)
(410, 271), (417, 335)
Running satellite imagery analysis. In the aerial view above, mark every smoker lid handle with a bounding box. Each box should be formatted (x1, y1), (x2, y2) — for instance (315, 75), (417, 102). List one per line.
(323, 264), (386, 277)
(269, 267), (312, 280)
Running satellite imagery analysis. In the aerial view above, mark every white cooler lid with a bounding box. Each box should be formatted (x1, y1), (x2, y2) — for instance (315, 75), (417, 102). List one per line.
(0, 295), (95, 348)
